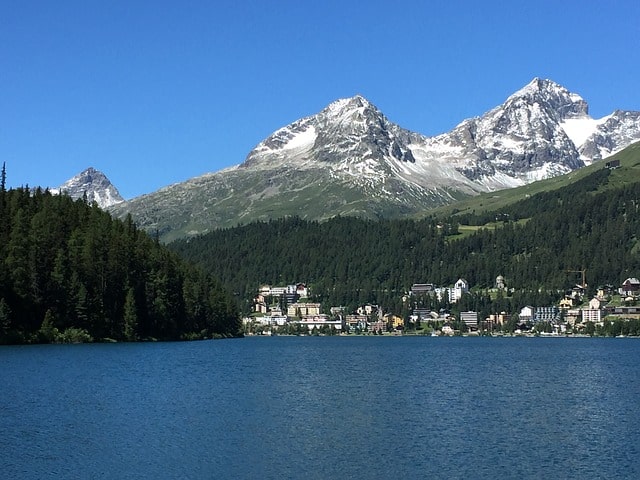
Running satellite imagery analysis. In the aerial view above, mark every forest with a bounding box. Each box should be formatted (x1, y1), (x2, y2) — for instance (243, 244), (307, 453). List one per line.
(3, 160), (640, 342)
(170, 167), (640, 320)
(0, 165), (241, 344)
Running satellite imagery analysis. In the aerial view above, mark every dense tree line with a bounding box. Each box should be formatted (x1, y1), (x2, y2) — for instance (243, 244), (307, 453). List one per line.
(0, 167), (240, 344)
(170, 168), (640, 317)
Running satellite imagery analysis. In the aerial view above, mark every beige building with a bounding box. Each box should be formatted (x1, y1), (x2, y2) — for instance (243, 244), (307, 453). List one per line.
(287, 302), (321, 317)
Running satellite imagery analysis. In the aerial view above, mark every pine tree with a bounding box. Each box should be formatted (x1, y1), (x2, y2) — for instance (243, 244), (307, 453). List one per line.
(0, 298), (11, 343)
(1, 162), (6, 194)
(39, 309), (59, 343)
(123, 287), (138, 341)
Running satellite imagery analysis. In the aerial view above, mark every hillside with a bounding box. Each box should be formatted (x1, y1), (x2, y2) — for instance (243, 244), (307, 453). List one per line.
(169, 148), (640, 318)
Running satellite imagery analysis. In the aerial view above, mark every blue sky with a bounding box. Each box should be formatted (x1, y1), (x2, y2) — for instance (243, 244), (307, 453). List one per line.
(2, 0), (639, 199)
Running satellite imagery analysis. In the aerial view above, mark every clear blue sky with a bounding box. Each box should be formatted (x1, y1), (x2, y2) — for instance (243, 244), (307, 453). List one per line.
(2, 0), (639, 199)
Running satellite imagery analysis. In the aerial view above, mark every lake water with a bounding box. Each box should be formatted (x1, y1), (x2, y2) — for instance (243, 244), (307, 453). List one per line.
(1, 336), (639, 479)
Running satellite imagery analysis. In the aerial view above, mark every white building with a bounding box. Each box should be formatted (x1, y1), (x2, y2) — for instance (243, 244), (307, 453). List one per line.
(580, 308), (602, 324)
(460, 311), (478, 330)
(298, 315), (342, 331)
(519, 306), (534, 323)
(449, 278), (469, 303)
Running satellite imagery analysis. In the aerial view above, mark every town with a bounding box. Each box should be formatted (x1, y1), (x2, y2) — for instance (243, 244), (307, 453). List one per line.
(243, 276), (640, 337)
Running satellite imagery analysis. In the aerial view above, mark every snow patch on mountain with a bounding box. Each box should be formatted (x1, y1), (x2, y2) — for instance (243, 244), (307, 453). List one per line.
(560, 116), (609, 149)
(282, 125), (317, 150)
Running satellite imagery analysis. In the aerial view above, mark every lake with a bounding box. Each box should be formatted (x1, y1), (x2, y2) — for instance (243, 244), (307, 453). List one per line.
(1, 336), (639, 479)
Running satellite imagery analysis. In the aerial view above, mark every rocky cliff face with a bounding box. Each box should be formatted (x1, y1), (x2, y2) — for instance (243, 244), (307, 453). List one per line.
(110, 78), (640, 241)
(421, 78), (590, 182)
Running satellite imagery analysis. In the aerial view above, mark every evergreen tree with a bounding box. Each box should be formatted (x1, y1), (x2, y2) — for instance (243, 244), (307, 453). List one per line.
(123, 288), (138, 341)
(0, 298), (11, 343)
(0, 185), (240, 344)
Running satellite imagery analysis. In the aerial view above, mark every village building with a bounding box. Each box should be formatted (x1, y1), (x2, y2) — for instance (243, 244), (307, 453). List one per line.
(460, 311), (478, 330)
(369, 318), (386, 333)
(357, 304), (380, 317)
(534, 306), (560, 324)
(410, 283), (435, 296)
(580, 307), (602, 324)
(450, 278), (469, 303)
(519, 306), (534, 323)
(620, 278), (640, 297)
(297, 314), (342, 331)
(384, 314), (404, 330)
(486, 312), (510, 327)
(287, 302), (321, 317)
(345, 315), (369, 330)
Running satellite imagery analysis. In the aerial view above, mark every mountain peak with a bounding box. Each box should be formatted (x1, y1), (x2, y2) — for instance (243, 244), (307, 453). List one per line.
(112, 79), (640, 240)
(507, 77), (588, 119)
(56, 167), (124, 208)
(322, 94), (379, 117)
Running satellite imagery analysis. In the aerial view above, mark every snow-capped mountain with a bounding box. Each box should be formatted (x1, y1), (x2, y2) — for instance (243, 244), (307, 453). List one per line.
(111, 78), (640, 241)
(577, 110), (640, 161)
(54, 167), (124, 209)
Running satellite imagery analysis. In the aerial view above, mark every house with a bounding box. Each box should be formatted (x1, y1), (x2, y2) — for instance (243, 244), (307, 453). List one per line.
(605, 159), (620, 169)
(254, 294), (268, 314)
(460, 311), (478, 330)
(564, 309), (581, 325)
(412, 308), (432, 321)
(559, 297), (574, 309)
(287, 302), (321, 317)
(450, 278), (469, 303)
(620, 278), (640, 296)
(270, 286), (287, 296)
(580, 307), (601, 324)
(441, 325), (455, 336)
(410, 283), (435, 296)
(369, 319), (386, 333)
(295, 283), (308, 298)
(605, 306), (640, 318)
(357, 304), (380, 317)
(298, 315), (343, 331)
(588, 298), (602, 310)
(596, 284), (615, 300)
(384, 314), (404, 330)
(534, 306), (560, 324)
(258, 285), (272, 296)
(486, 312), (510, 326)
(519, 306), (534, 323)
(345, 315), (369, 330)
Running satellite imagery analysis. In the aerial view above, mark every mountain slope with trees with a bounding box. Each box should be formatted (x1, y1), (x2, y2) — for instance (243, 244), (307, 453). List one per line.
(0, 165), (241, 344)
(169, 146), (640, 320)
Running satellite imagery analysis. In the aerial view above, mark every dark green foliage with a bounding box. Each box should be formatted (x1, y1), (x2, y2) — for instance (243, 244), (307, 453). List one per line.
(170, 173), (640, 316)
(0, 186), (240, 344)
(171, 216), (450, 314)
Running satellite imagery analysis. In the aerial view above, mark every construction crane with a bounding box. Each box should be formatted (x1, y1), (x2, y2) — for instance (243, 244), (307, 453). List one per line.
(566, 269), (587, 289)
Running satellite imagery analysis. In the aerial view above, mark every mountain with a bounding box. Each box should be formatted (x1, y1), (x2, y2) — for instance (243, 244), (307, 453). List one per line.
(54, 167), (124, 209)
(111, 78), (640, 242)
(168, 141), (640, 311)
(430, 141), (640, 220)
